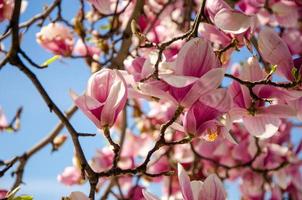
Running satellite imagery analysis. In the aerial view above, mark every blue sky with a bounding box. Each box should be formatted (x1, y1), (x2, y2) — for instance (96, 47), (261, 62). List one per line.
(1, 1), (301, 200)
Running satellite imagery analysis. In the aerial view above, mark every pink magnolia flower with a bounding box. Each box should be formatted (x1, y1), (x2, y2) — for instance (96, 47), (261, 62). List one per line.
(229, 57), (296, 138)
(57, 166), (82, 186)
(71, 68), (128, 128)
(36, 23), (74, 56)
(206, 0), (254, 36)
(140, 38), (224, 108)
(258, 27), (294, 81)
(143, 163), (226, 200)
(183, 88), (232, 141)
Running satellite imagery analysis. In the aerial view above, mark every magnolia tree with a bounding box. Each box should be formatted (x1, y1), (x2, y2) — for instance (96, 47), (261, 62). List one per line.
(1, 0), (302, 199)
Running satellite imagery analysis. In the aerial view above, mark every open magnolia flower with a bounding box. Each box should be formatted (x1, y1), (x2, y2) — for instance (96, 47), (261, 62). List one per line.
(139, 38), (224, 108)
(228, 57), (300, 138)
(70, 68), (128, 128)
(183, 88), (233, 142)
(36, 22), (74, 56)
(143, 163), (226, 200)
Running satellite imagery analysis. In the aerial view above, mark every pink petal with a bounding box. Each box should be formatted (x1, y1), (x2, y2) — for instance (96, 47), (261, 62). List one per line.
(199, 88), (232, 113)
(178, 163), (194, 200)
(257, 104), (296, 118)
(181, 68), (225, 108)
(240, 57), (266, 81)
(175, 38), (219, 77)
(199, 23), (231, 46)
(258, 27), (294, 80)
(142, 190), (160, 200)
(191, 181), (204, 200)
(214, 9), (252, 34)
(139, 82), (178, 105)
(160, 74), (198, 88)
(101, 71), (127, 127)
(70, 90), (101, 127)
(200, 174), (226, 200)
(243, 115), (280, 139)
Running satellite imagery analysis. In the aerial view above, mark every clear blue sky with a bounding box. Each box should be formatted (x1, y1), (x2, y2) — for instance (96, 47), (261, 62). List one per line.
(1, 1), (301, 200)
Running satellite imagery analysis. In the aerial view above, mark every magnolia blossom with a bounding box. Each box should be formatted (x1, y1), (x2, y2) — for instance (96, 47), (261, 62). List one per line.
(36, 23), (74, 56)
(258, 27), (294, 81)
(183, 88), (232, 141)
(229, 57), (297, 138)
(143, 163), (226, 200)
(57, 166), (82, 186)
(71, 68), (127, 128)
(140, 38), (224, 108)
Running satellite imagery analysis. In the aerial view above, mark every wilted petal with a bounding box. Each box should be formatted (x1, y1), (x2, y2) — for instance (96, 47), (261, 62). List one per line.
(178, 163), (194, 200)
(214, 9), (253, 34)
(200, 174), (226, 200)
(258, 27), (294, 80)
(243, 115), (280, 139)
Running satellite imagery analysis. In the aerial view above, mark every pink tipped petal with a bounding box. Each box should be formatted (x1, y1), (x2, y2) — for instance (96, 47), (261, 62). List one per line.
(258, 28), (294, 80)
(181, 68), (225, 108)
(214, 9), (252, 34)
(142, 190), (160, 200)
(178, 163), (194, 200)
(243, 115), (280, 139)
(200, 174), (226, 200)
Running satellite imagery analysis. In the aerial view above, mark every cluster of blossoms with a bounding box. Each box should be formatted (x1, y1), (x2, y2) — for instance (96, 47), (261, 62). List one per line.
(1, 0), (302, 199)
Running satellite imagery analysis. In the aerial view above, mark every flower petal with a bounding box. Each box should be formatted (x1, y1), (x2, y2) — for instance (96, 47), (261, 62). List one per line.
(178, 163), (194, 200)
(214, 9), (252, 34)
(181, 68), (225, 108)
(258, 27), (294, 80)
(200, 174), (226, 200)
(243, 115), (280, 139)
